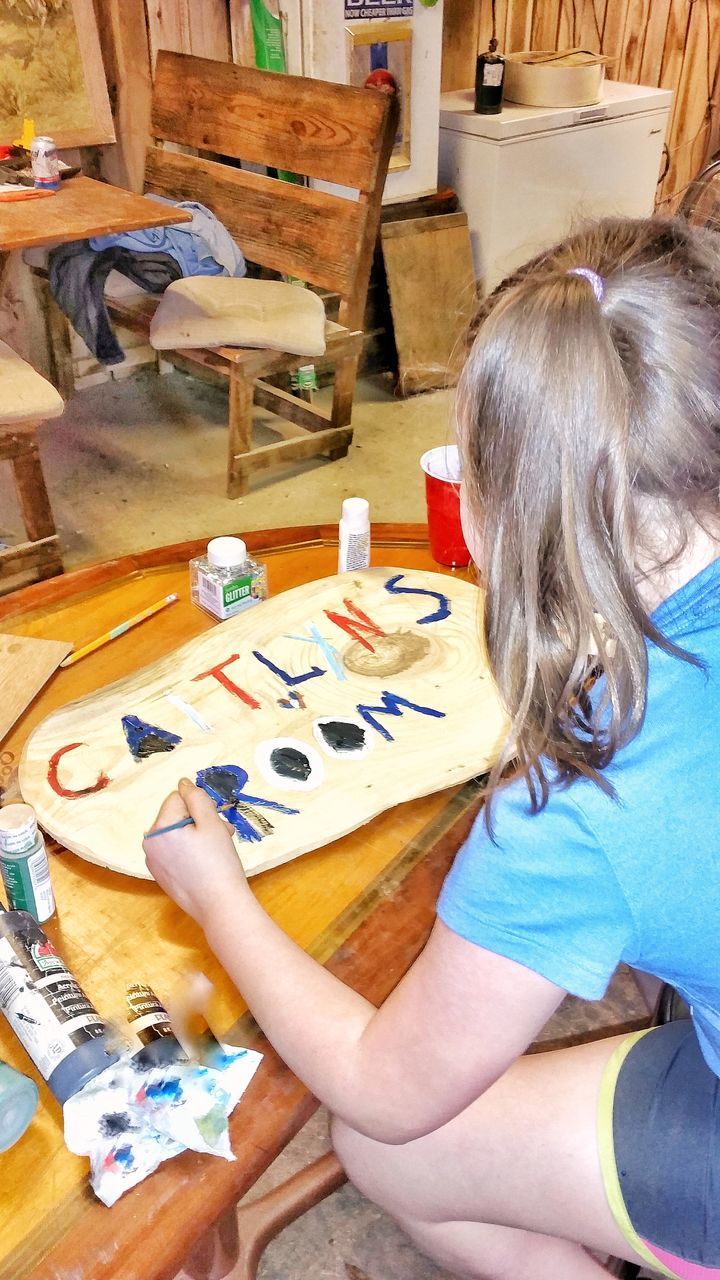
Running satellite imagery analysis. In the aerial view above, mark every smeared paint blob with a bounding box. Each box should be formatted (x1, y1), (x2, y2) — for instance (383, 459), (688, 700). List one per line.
(277, 689), (306, 711)
(99, 1111), (135, 1138)
(344, 630), (431, 678)
(141, 1076), (183, 1103)
(103, 1145), (134, 1171)
(314, 718), (368, 757)
(269, 746), (312, 782)
(122, 715), (182, 762)
(254, 738), (325, 793)
(47, 742), (110, 798)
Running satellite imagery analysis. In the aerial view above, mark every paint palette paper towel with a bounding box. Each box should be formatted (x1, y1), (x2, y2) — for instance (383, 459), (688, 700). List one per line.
(20, 568), (509, 879)
(63, 1045), (262, 1206)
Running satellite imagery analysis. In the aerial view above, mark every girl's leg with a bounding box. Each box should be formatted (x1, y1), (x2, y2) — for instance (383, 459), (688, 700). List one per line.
(332, 1034), (657, 1280)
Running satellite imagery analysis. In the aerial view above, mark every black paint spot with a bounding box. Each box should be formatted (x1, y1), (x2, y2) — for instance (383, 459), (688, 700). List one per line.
(269, 746), (312, 782)
(319, 720), (366, 754)
(201, 767), (240, 803)
(122, 715), (181, 762)
(99, 1111), (134, 1138)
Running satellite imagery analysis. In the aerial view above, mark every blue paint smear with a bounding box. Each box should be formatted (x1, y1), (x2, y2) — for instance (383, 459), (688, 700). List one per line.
(356, 690), (446, 742)
(110, 1144), (135, 1169)
(197, 765), (300, 844)
(286, 625), (347, 682)
(252, 650), (326, 687)
(144, 1076), (183, 1103)
(122, 715), (182, 762)
(384, 574), (451, 624)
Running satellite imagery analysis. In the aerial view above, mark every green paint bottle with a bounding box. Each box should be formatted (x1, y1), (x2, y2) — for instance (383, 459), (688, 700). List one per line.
(0, 804), (55, 923)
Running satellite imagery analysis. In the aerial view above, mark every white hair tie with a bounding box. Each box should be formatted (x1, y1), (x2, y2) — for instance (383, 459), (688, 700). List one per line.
(567, 266), (605, 303)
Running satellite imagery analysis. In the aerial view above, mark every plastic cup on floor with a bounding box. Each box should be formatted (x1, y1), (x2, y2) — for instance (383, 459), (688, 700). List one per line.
(420, 445), (471, 568)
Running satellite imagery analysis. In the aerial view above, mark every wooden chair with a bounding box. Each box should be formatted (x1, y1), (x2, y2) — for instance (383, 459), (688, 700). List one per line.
(0, 339), (63, 590)
(107, 51), (398, 498)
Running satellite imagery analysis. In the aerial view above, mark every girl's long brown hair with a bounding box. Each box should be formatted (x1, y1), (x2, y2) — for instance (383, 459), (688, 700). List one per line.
(458, 217), (720, 819)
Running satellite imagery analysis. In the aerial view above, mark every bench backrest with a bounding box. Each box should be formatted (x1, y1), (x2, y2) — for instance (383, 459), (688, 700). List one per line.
(145, 51), (398, 328)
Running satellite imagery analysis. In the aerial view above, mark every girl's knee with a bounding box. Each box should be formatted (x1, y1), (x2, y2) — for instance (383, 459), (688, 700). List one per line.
(330, 1115), (374, 1193)
(330, 1114), (405, 1214)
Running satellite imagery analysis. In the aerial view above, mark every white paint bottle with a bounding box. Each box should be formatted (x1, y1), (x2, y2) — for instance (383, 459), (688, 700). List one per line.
(338, 498), (370, 573)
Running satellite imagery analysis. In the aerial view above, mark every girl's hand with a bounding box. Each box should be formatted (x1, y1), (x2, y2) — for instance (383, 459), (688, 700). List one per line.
(143, 778), (249, 926)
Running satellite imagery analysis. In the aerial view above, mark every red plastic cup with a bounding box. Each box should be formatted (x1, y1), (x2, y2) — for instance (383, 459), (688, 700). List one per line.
(420, 445), (471, 568)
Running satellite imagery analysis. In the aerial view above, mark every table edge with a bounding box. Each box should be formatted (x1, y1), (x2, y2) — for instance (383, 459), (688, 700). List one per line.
(0, 523), (430, 621)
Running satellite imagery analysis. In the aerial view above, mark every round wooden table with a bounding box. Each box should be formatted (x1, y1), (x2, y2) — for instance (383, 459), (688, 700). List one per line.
(0, 524), (487, 1280)
(0, 525), (649, 1280)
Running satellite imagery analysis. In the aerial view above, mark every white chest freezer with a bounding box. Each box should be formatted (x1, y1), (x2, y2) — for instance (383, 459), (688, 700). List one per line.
(439, 80), (672, 292)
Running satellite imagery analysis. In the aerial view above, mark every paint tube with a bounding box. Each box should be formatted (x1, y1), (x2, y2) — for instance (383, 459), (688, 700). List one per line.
(127, 983), (187, 1069)
(0, 907), (118, 1103)
(338, 497), (371, 572)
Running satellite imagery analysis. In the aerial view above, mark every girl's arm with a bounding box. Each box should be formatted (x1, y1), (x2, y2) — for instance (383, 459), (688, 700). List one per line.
(145, 780), (564, 1144)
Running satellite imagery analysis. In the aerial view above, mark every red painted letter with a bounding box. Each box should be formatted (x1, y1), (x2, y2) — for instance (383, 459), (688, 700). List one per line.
(192, 654), (261, 709)
(47, 743), (110, 798)
(324, 598), (385, 652)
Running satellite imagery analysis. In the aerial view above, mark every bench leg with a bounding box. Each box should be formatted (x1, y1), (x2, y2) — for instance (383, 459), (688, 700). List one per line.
(1, 426), (63, 585)
(11, 430), (57, 544)
(328, 354), (358, 460)
(231, 1151), (347, 1280)
(175, 1206), (240, 1280)
(32, 271), (75, 400)
(227, 368), (254, 499)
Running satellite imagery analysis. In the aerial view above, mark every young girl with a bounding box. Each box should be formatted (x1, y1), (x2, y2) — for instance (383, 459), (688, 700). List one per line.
(144, 216), (720, 1280)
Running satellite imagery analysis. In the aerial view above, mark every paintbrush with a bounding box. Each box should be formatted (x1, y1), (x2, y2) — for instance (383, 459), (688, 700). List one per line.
(164, 971), (228, 1065)
(143, 801), (234, 840)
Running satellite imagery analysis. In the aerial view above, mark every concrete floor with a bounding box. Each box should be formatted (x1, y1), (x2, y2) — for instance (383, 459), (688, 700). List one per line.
(1, 366), (453, 570)
(4, 368), (650, 1278)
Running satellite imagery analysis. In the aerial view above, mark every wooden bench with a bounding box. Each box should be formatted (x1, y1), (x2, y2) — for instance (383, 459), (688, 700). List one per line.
(105, 51), (398, 497)
(0, 339), (64, 591)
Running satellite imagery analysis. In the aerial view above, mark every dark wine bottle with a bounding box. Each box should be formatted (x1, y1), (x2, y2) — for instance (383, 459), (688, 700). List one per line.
(475, 37), (505, 115)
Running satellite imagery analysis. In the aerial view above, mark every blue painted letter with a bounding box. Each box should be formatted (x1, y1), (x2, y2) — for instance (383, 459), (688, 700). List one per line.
(356, 690), (445, 742)
(384, 574), (450, 624)
(197, 764), (300, 843)
(253, 650), (326, 687)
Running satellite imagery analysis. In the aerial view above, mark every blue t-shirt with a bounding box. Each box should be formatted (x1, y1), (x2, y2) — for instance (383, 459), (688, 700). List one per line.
(437, 556), (720, 1076)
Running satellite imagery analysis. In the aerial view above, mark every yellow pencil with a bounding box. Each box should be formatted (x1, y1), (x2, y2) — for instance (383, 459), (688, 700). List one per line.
(60, 593), (179, 668)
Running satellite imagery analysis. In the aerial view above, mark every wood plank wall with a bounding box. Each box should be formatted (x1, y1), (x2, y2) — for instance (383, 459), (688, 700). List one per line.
(442, 0), (720, 209)
(92, 0), (255, 192)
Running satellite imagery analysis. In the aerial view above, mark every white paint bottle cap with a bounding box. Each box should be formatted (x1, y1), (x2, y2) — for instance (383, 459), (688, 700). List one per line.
(0, 804), (38, 855)
(207, 536), (247, 568)
(341, 498), (369, 531)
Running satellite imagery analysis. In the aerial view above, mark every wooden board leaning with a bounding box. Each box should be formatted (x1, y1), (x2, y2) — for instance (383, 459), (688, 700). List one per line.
(0, 633), (71, 746)
(19, 567), (508, 879)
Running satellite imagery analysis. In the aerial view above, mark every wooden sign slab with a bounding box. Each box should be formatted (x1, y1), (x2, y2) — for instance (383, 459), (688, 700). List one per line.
(20, 568), (508, 879)
(0, 633), (72, 746)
